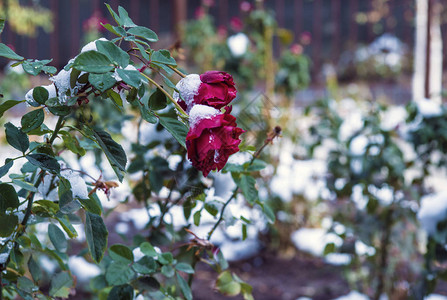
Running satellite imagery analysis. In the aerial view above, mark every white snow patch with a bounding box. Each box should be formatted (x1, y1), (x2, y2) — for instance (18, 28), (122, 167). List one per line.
(61, 169), (89, 200)
(220, 239), (260, 262)
(68, 256), (101, 282)
(172, 74), (202, 111)
(81, 38), (108, 53)
(188, 104), (220, 127)
(133, 247), (145, 261)
(417, 192), (447, 235)
(227, 33), (249, 57)
(415, 98), (443, 118)
(425, 295), (447, 300)
(121, 208), (150, 230)
(332, 291), (369, 300)
(291, 228), (342, 257)
(115, 222), (130, 235)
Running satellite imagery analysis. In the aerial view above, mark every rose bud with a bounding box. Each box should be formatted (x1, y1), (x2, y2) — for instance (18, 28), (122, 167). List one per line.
(186, 105), (245, 177)
(173, 71), (237, 112)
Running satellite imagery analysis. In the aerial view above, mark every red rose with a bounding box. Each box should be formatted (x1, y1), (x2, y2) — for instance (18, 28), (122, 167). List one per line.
(186, 105), (244, 177)
(193, 71), (237, 109)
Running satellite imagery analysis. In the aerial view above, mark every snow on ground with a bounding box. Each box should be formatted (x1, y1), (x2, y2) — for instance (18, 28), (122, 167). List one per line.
(417, 192), (447, 236)
(68, 256), (101, 282)
(425, 295), (447, 300)
(332, 291), (369, 300)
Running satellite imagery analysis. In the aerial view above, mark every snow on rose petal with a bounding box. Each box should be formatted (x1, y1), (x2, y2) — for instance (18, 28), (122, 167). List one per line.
(186, 104), (245, 177)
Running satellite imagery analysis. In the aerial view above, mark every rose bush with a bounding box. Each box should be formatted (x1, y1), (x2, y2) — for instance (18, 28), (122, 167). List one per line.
(0, 4), (275, 300)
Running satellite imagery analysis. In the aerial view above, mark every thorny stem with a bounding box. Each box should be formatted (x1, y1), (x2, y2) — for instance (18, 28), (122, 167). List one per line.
(207, 126), (282, 240)
(139, 72), (189, 118)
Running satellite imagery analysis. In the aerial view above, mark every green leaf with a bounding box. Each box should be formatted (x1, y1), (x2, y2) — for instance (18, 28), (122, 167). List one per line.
(236, 175), (258, 205)
(127, 26), (158, 42)
(140, 242), (157, 257)
(26, 153), (60, 174)
(149, 88), (167, 110)
(92, 129), (127, 182)
(135, 277), (160, 292)
(151, 49), (176, 66)
(242, 223), (247, 240)
(73, 51), (115, 73)
(28, 255), (42, 283)
(115, 68), (146, 88)
(105, 3), (122, 25)
(193, 211), (201, 226)
(158, 115), (188, 148)
(12, 179), (38, 192)
(96, 40), (129, 68)
(49, 272), (73, 298)
(245, 159), (267, 172)
(107, 284), (134, 300)
(0, 160), (13, 178)
(0, 43), (24, 60)
(204, 201), (220, 217)
(132, 256), (156, 274)
(79, 197), (102, 215)
(177, 273), (193, 300)
(85, 212), (108, 263)
(21, 109), (45, 133)
(0, 213), (18, 237)
(48, 223), (68, 253)
(118, 6), (137, 27)
(47, 105), (71, 116)
(130, 94), (157, 124)
(61, 132), (86, 156)
(89, 73), (117, 92)
(158, 252), (173, 265)
(0, 100), (25, 118)
(175, 262), (195, 274)
(57, 215), (78, 239)
(17, 276), (36, 293)
(135, 42), (150, 60)
(216, 271), (241, 296)
(5, 122), (29, 153)
(106, 261), (136, 285)
(161, 265), (175, 277)
(109, 244), (134, 264)
(32, 87), (49, 105)
(106, 89), (124, 108)
(263, 203), (275, 224)
(69, 68), (81, 89)
(90, 275), (108, 292)
(0, 183), (19, 213)
(22, 59), (55, 76)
